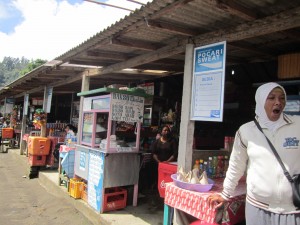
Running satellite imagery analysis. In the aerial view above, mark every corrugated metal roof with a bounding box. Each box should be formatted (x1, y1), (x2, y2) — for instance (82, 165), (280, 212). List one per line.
(1, 0), (300, 100)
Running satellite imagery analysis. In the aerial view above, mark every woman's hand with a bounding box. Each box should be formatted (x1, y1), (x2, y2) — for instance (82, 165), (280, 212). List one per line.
(207, 193), (226, 209)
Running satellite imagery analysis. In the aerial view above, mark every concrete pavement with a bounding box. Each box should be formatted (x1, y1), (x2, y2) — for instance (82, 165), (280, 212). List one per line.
(8, 148), (164, 225)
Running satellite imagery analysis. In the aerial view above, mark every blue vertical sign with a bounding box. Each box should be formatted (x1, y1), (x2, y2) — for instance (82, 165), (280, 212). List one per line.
(190, 41), (226, 122)
(87, 150), (104, 212)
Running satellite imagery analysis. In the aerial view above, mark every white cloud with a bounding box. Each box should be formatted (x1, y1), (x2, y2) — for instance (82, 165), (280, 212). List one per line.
(0, 0), (149, 61)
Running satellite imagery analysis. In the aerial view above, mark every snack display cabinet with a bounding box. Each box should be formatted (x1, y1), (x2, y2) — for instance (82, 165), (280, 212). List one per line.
(74, 88), (151, 213)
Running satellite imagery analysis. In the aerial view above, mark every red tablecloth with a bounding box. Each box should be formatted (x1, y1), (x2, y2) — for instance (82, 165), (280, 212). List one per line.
(59, 144), (76, 153)
(164, 178), (246, 225)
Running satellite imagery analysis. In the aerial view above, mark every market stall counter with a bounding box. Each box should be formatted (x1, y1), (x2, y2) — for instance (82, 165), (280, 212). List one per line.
(75, 87), (152, 213)
(164, 177), (246, 225)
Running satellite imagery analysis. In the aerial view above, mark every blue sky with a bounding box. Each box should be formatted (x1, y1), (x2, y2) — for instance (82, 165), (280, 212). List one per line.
(0, 0), (148, 61)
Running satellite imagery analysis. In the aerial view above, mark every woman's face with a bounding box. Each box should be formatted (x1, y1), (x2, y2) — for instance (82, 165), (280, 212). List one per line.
(65, 126), (70, 133)
(161, 127), (170, 137)
(264, 87), (286, 121)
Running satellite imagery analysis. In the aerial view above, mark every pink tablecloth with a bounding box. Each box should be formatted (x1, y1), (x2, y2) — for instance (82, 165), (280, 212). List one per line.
(164, 178), (246, 225)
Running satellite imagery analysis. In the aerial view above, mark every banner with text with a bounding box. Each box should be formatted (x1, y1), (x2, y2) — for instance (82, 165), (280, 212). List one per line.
(190, 41), (226, 122)
(111, 93), (145, 123)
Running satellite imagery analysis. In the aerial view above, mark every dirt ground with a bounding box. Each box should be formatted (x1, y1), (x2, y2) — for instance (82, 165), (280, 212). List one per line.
(0, 148), (94, 225)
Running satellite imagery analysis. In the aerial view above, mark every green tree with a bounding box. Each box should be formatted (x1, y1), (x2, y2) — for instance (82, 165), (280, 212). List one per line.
(20, 59), (47, 76)
(0, 57), (46, 87)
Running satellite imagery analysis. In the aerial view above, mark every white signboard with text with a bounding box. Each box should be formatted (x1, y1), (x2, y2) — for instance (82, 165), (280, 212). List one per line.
(111, 93), (144, 123)
(190, 41), (226, 122)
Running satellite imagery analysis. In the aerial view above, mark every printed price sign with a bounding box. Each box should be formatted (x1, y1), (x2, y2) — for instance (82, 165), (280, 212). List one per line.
(111, 93), (144, 122)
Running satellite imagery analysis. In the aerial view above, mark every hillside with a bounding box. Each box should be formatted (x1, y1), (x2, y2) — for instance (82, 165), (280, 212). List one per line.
(0, 57), (46, 88)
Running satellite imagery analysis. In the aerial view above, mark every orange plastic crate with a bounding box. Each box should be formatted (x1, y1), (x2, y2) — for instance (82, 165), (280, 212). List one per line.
(28, 136), (51, 155)
(28, 154), (47, 166)
(69, 178), (84, 199)
(2, 128), (14, 139)
(103, 187), (127, 212)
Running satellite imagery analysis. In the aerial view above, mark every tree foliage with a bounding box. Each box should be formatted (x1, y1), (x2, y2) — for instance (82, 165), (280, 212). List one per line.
(19, 59), (47, 76)
(0, 57), (46, 88)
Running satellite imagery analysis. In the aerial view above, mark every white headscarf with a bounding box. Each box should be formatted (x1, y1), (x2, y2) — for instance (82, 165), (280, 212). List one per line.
(255, 82), (286, 132)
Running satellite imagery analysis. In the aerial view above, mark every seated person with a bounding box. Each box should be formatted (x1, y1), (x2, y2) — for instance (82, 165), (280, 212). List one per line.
(53, 124), (77, 161)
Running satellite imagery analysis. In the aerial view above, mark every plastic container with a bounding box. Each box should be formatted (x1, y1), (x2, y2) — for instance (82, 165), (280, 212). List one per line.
(2, 128), (14, 139)
(207, 157), (213, 178)
(103, 187), (127, 212)
(28, 136), (51, 155)
(69, 178), (84, 199)
(81, 183), (88, 202)
(28, 154), (47, 166)
(158, 162), (178, 198)
(171, 174), (214, 192)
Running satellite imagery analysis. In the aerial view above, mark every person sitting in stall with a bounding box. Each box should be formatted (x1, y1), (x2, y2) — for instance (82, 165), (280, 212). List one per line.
(64, 124), (77, 143)
(53, 124), (77, 161)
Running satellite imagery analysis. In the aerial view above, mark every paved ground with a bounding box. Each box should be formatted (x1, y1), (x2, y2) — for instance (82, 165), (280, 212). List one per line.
(0, 149), (94, 225)
(0, 148), (165, 225)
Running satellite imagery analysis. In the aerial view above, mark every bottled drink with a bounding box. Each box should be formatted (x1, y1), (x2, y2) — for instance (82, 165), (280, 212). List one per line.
(193, 159), (200, 169)
(224, 155), (229, 176)
(212, 156), (218, 178)
(199, 159), (204, 174)
(203, 161), (208, 175)
(207, 157), (213, 178)
(216, 156), (224, 178)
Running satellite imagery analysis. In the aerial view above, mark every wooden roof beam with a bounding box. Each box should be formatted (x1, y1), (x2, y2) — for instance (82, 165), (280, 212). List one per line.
(110, 37), (163, 51)
(193, 6), (300, 46)
(86, 50), (130, 60)
(87, 6), (300, 77)
(211, 0), (257, 21)
(229, 41), (276, 56)
(146, 19), (199, 36)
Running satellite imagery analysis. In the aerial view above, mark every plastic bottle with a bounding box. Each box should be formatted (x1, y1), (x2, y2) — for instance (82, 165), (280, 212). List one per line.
(203, 161), (208, 175)
(212, 156), (218, 178)
(207, 157), (213, 178)
(193, 159), (200, 169)
(216, 156), (224, 178)
(199, 159), (204, 174)
(223, 155), (229, 176)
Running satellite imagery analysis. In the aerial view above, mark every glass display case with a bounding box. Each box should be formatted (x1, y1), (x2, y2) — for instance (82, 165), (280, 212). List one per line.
(79, 90), (148, 153)
(81, 112), (109, 147)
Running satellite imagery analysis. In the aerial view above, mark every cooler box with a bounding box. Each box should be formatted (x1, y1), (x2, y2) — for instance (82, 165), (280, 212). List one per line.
(158, 162), (177, 198)
(28, 136), (51, 155)
(28, 154), (47, 166)
(2, 128), (14, 139)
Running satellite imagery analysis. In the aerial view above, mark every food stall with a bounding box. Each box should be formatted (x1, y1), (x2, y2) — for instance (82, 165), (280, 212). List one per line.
(74, 87), (151, 213)
(164, 177), (246, 225)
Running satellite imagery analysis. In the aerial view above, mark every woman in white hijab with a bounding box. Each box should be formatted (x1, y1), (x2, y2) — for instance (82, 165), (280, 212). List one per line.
(207, 82), (300, 225)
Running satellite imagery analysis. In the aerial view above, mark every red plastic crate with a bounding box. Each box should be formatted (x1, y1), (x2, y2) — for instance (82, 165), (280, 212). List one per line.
(2, 128), (14, 139)
(158, 162), (177, 198)
(103, 187), (127, 212)
(28, 154), (47, 166)
(81, 183), (88, 202)
(28, 136), (51, 155)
